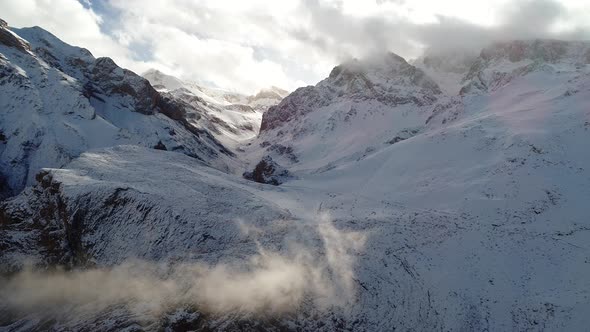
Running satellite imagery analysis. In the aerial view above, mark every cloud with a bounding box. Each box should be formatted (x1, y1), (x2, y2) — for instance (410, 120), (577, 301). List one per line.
(103, 0), (306, 93)
(289, 0), (415, 60)
(296, 0), (590, 57)
(1, 0), (589, 93)
(411, 0), (581, 54)
(111, 20), (293, 93)
(0, 0), (138, 68)
(0, 214), (366, 322)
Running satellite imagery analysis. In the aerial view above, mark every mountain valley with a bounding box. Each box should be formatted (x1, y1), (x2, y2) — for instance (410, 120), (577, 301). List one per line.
(1, 18), (590, 331)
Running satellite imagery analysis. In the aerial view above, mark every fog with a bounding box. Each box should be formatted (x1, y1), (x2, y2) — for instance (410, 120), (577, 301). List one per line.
(0, 214), (366, 323)
(297, 0), (590, 60)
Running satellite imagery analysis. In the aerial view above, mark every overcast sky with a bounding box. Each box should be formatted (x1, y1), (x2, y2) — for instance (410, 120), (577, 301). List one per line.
(2, 0), (590, 94)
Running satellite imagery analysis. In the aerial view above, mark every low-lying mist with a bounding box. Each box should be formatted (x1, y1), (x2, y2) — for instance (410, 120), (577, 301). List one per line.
(0, 213), (366, 324)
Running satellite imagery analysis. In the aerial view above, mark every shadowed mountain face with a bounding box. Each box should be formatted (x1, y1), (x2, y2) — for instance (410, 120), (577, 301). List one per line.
(261, 52), (441, 133)
(1, 17), (590, 331)
(142, 69), (287, 148)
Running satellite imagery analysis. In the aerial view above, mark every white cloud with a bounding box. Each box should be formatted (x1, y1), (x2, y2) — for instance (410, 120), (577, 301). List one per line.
(1, 0), (130, 63)
(1, 0), (589, 94)
(107, 0), (324, 92)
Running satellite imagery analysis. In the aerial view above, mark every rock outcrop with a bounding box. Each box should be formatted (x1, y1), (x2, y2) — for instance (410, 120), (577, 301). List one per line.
(243, 155), (293, 185)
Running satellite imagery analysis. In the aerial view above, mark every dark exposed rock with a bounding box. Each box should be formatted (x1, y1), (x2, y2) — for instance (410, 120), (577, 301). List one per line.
(243, 156), (293, 186)
(224, 103), (255, 113)
(261, 86), (328, 132)
(156, 93), (185, 120)
(386, 128), (420, 145)
(91, 55), (195, 120)
(0, 173), (9, 200)
(153, 141), (167, 151)
(82, 82), (105, 102)
(268, 144), (298, 162)
(0, 20), (30, 53)
(152, 93), (235, 157)
(91, 57), (158, 115)
(34, 47), (62, 69)
(157, 306), (325, 332)
(0, 171), (89, 273)
(387, 137), (406, 144)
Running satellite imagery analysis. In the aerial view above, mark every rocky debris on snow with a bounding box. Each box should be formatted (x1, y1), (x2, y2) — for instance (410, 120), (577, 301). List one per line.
(386, 128), (420, 144)
(243, 155), (294, 185)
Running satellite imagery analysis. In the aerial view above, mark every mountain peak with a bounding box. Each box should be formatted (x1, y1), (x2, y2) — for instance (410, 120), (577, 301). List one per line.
(0, 18), (30, 53)
(143, 68), (163, 75)
(250, 87), (288, 101)
(260, 52), (441, 133)
(265, 86), (289, 97)
(323, 51), (440, 98)
(143, 68), (185, 91)
(329, 52), (408, 78)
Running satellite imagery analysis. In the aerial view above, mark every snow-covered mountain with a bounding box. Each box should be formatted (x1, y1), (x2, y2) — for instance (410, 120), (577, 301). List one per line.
(143, 69), (287, 147)
(241, 40), (590, 328)
(1, 18), (590, 332)
(251, 40), (590, 176)
(248, 52), (452, 174)
(0, 20), (236, 198)
(460, 39), (590, 94)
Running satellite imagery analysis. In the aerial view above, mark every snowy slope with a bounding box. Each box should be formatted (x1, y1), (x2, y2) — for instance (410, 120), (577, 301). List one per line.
(143, 69), (287, 148)
(0, 21), (234, 198)
(1, 30), (590, 332)
(249, 52), (451, 173)
(460, 40), (590, 95)
(286, 43), (590, 329)
(239, 41), (590, 329)
(0, 146), (291, 271)
(0, 146), (375, 331)
(252, 41), (590, 176)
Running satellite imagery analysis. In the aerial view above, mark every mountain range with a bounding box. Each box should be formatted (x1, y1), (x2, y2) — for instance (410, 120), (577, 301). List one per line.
(1, 18), (590, 331)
